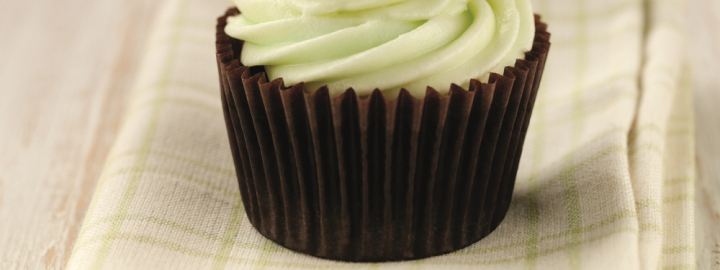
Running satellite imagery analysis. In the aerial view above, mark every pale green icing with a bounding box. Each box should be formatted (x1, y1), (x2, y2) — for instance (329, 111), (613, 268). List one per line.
(226, 0), (535, 96)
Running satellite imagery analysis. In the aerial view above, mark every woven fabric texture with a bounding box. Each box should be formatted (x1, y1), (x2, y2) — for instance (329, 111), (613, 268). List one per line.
(67, 0), (695, 269)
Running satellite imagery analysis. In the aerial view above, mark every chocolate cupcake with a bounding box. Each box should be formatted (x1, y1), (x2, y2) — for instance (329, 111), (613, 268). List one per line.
(216, 0), (550, 262)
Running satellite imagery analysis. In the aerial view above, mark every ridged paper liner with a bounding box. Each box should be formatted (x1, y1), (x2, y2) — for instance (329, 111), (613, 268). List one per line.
(216, 8), (550, 262)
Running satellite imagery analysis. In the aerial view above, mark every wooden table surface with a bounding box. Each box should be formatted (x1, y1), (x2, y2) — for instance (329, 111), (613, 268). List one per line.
(0, 0), (717, 269)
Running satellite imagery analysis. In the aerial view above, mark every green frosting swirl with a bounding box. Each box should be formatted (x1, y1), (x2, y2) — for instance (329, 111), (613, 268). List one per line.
(226, 0), (535, 96)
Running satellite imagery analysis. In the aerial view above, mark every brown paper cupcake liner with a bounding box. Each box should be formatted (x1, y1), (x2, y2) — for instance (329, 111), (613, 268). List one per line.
(215, 8), (550, 262)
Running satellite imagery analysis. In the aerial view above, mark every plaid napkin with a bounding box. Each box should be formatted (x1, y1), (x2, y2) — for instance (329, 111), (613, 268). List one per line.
(67, 0), (695, 269)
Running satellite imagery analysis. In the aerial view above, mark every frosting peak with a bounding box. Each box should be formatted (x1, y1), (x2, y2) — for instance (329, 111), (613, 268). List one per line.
(226, 0), (535, 96)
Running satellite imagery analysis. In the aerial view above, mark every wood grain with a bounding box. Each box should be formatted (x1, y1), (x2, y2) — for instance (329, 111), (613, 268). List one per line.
(0, 0), (716, 269)
(0, 0), (161, 269)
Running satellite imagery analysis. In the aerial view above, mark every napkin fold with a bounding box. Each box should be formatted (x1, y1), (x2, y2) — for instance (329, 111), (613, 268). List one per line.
(67, 0), (695, 269)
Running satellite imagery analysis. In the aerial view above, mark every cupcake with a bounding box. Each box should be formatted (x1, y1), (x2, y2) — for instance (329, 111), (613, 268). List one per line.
(216, 0), (550, 262)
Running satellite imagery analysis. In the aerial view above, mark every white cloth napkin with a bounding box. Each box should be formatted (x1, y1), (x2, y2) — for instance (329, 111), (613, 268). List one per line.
(67, 0), (695, 269)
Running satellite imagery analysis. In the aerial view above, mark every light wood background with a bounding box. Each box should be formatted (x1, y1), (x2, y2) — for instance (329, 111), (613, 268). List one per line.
(0, 0), (717, 269)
